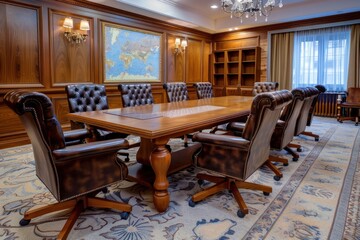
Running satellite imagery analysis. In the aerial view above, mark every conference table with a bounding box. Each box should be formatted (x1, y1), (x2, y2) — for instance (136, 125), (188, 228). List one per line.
(67, 95), (253, 212)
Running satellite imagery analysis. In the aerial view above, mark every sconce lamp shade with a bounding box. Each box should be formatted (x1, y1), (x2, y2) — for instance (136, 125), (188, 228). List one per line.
(175, 38), (181, 47)
(181, 39), (188, 48)
(80, 20), (90, 31)
(63, 17), (73, 28)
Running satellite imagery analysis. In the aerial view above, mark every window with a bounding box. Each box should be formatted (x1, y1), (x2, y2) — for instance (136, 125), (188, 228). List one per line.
(292, 26), (351, 91)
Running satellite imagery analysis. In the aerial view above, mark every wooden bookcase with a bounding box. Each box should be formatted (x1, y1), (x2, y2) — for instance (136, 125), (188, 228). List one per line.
(211, 47), (260, 96)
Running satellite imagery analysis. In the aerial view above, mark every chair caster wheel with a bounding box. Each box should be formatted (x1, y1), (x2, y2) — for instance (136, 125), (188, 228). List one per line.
(197, 179), (204, 185)
(263, 191), (270, 196)
(237, 210), (245, 218)
(124, 157), (130, 162)
(356, 123), (359, 126)
(273, 175), (282, 181)
(120, 212), (130, 220)
(19, 219), (31, 226)
(315, 138), (319, 141)
(188, 199), (196, 207)
(184, 143), (189, 147)
(293, 158), (298, 162)
(297, 148), (302, 152)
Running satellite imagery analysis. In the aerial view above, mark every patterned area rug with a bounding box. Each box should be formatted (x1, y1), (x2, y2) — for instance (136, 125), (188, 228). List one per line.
(0, 117), (359, 240)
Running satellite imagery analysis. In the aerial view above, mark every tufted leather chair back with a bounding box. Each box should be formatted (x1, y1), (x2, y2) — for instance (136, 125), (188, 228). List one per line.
(294, 87), (320, 135)
(118, 83), (154, 107)
(193, 90), (293, 180)
(253, 82), (279, 96)
(271, 88), (306, 149)
(65, 84), (109, 129)
(4, 90), (129, 202)
(193, 82), (214, 99)
(163, 82), (190, 102)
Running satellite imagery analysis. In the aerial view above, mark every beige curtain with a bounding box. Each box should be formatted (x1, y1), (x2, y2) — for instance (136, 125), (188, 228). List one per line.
(347, 24), (360, 88)
(270, 32), (294, 90)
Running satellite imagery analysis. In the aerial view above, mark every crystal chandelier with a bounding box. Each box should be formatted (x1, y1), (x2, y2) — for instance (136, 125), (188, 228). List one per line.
(220, 0), (283, 23)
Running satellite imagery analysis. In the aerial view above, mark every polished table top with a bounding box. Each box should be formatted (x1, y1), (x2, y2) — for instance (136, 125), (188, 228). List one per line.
(68, 96), (253, 139)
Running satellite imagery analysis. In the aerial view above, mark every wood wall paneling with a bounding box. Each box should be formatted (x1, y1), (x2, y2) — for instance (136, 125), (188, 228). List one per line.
(0, 2), (42, 88)
(185, 38), (202, 83)
(50, 10), (92, 86)
(214, 36), (260, 51)
(202, 41), (211, 82)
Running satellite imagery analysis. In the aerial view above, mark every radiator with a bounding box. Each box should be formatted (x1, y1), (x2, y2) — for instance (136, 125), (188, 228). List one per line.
(314, 92), (342, 117)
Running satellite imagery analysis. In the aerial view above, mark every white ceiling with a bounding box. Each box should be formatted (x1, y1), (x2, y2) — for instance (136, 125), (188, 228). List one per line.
(88, 0), (360, 33)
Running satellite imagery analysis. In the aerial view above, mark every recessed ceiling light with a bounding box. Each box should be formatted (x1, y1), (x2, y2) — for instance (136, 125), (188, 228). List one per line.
(210, 5), (218, 9)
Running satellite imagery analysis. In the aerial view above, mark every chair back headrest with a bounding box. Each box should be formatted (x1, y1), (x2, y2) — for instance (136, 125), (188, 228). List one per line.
(4, 90), (66, 150)
(242, 90), (293, 177)
(193, 82), (213, 99)
(65, 84), (109, 113)
(118, 83), (154, 107)
(253, 82), (279, 96)
(163, 82), (190, 102)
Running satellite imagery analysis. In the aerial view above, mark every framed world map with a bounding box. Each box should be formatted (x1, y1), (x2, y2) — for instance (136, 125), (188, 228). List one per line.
(102, 22), (162, 83)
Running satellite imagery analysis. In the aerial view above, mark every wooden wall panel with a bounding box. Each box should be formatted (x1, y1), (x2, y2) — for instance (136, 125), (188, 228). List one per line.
(0, 2), (41, 87)
(185, 38), (202, 83)
(202, 41), (211, 82)
(215, 36), (259, 50)
(50, 11), (92, 86)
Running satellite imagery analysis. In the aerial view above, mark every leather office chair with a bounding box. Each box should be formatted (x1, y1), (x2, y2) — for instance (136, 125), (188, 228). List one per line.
(65, 84), (131, 161)
(189, 90), (293, 218)
(118, 83), (154, 107)
(291, 86), (321, 150)
(253, 81), (279, 96)
(193, 82), (214, 99)
(4, 90), (132, 240)
(301, 85), (326, 141)
(268, 88), (307, 165)
(337, 87), (360, 126)
(163, 82), (190, 102)
(163, 82), (191, 146)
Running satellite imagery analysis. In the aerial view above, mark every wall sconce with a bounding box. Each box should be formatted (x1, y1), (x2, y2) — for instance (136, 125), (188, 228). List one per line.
(174, 37), (187, 55)
(63, 17), (90, 44)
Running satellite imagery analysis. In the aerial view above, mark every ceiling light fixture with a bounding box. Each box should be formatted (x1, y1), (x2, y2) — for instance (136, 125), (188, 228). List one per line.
(220, 0), (283, 23)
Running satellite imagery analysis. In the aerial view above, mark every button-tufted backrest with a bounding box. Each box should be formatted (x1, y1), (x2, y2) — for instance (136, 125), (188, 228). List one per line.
(253, 82), (279, 96)
(163, 82), (190, 102)
(118, 83), (154, 107)
(193, 82), (214, 99)
(65, 84), (109, 113)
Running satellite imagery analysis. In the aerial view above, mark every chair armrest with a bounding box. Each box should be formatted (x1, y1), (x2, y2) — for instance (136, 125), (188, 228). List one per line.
(53, 139), (129, 161)
(192, 132), (250, 150)
(227, 122), (246, 132)
(64, 128), (92, 142)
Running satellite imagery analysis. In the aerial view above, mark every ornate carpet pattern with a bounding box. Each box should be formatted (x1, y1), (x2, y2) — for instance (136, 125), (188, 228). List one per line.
(0, 117), (359, 240)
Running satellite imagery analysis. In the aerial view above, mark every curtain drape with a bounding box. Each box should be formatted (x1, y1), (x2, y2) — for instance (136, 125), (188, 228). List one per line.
(270, 32), (294, 90)
(292, 26), (351, 91)
(348, 24), (360, 88)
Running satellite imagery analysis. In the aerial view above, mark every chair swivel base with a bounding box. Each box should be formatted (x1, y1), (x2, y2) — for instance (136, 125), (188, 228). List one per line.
(284, 145), (300, 161)
(301, 131), (319, 141)
(189, 173), (272, 218)
(19, 195), (132, 240)
(264, 158), (284, 181)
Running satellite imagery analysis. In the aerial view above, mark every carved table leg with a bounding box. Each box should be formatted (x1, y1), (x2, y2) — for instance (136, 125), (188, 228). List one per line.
(150, 137), (171, 212)
(136, 138), (153, 165)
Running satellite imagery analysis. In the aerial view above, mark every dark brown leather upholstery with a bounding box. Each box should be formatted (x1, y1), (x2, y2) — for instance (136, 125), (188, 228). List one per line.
(294, 87), (320, 137)
(337, 87), (360, 126)
(253, 81), (279, 96)
(193, 82), (213, 99)
(307, 85), (326, 126)
(4, 90), (131, 239)
(65, 84), (127, 140)
(270, 88), (307, 161)
(190, 90), (293, 217)
(163, 82), (190, 102)
(118, 83), (154, 107)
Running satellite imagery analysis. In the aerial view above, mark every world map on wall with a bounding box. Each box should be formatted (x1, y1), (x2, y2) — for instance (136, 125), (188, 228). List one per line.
(104, 24), (161, 82)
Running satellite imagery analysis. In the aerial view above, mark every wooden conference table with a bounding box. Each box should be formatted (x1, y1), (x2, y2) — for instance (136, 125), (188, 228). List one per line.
(68, 95), (253, 212)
